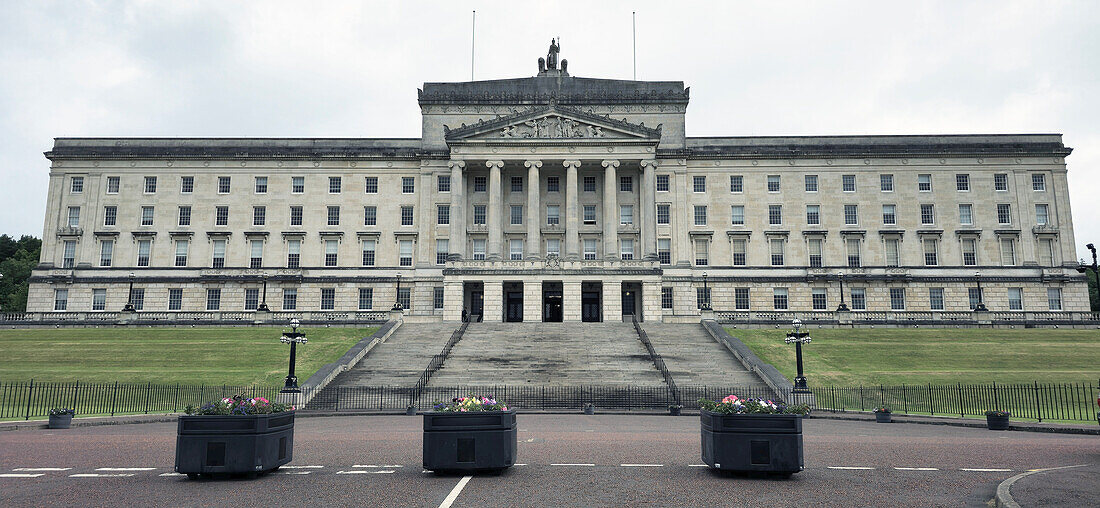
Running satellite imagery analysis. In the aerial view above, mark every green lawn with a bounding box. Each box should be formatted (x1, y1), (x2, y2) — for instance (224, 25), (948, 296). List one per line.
(728, 328), (1100, 387)
(0, 327), (378, 386)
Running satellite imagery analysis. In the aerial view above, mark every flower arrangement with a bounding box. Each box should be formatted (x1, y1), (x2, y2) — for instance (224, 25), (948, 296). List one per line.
(873, 406), (891, 414)
(698, 395), (810, 415)
(185, 395), (293, 416)
(984, 410), (1010, 417)
(432, 395), (508, 412)
(48, 408), (75, 416)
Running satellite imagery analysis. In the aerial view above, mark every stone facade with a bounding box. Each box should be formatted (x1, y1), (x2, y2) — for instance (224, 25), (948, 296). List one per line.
(27, 57), (1089, 322)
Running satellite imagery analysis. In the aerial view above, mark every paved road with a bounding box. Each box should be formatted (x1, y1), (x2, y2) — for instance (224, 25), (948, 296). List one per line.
(1, 415), (1097, 507)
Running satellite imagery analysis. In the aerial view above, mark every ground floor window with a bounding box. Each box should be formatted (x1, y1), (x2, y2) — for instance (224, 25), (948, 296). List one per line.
(851, 287), (866, 310)
(92, 288), (106, 311)
(889, 288), (905, 310)
(734, 287), (749, 310)
(359, 288), (372, 310)
(320, 288), (336, 310)
(131, 288), (145, 310)
(1047, 288), (1062, 310)
(1007, 287), (1023, 310)
(661, 287), (673, 309)
(434, 287), (444, 310)
(696, 287), (711, 309)
(929, 288), (944, 311)
(773, 288), (788, 310)
(968, 288), (982, 310)
(206, 289), (220, 311)
(398, 287), (411, 310)
(54, 289), (68, 311)
(244, 288), (259, 310)
(168, 288), (183, 310)
(812, 288), (827, 310)
(283, 288), (297, 310)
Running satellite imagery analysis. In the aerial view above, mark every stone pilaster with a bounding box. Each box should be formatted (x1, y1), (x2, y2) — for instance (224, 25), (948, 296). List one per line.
(483, 280), (503, 322)
(443, 279), (463, 321)
(602, 159), (619, 260)
(416, 168), (433, 267)
(523, 279), (542, 322)
(486, 160), (504, 261)
(602, 279), (622, 322)
(563, 160), (581, 260)
(563, 280), (582, 322)
(448, 160), (466, 260)
(642, 280), (662, 323)
(525, 160), (542, 259)
(640, 159), (658, 260)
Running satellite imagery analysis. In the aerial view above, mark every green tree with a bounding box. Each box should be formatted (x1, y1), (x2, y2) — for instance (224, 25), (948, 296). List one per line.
(0, 235), (42, 312)
(1085, 267), (1099, 312)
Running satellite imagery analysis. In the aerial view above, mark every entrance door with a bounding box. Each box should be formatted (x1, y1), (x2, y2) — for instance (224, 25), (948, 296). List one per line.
(543, 290), (563, 322)
(505, 292), (523, 322)
(470, 291), (484, 322)
(581, 291), (601, 322)
(621, 290), (636, 320)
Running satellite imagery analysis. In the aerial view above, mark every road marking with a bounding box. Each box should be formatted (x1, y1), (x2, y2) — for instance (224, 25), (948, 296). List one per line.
(514, 463), (527, 466)
(70, 473), (135, 477)
(352, 464), (404, 468)
(828, 466), (875, 470)
(276, 471), (313, 475)
(336, 470), (395, 474)
(620, 464), (663, 467)
(282, 465), (324, 469)
(159, 473), (186, 477)
(688, 464), (709, 467)
(95, 467), (156, 471)
(895, 467), (939, 471)
(12, 468), (71, 472)
(438, 475), (472, 508)
(961, 468), (1013, 472)
(551, 463), (595, 467)
(0, 473), (45, 478)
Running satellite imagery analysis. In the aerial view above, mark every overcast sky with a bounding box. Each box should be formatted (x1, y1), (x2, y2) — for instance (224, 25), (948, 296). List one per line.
(2, 1), (1098, 260)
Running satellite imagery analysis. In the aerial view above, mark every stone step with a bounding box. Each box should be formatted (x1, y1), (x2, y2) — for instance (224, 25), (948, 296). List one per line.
(641, 323), (771, 389)
(324, 322), (458, 388)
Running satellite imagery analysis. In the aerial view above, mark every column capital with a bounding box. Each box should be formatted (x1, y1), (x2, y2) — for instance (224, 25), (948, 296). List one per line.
(601, 159), (620, 169)
(485, 160), (505, 169)
(523, 160), (543, 169)
(562, 160), (582, 169)
(640, 159), (658, 170)
(448, 160), (466, 170)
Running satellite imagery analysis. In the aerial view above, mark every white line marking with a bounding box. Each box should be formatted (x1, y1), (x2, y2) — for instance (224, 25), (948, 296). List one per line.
(0, 473), (45, 478)
(95, 467), (155, 471)
(12, 468), (71, 472)
(688, 464), (709, 467)
(282, 465), (324, 469)
(551, 463), (595, 467)
(828, 466), (875, 470)
(70, 473), (135, 477)
(159, 473), (186, 477)
(961, 468), (1013, 472)
(514, 463), (527, 466)
(276, 471), (313, 475)
(352, 464), (403, 468)
(895, 467), (939, 471)
(620, 464), (663, 467)
(336, 470), (395, 474)
(438, 475), (472, 508)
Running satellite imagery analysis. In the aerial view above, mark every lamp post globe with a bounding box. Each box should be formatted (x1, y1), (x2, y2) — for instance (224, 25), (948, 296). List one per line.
(280, 318), (307, 392)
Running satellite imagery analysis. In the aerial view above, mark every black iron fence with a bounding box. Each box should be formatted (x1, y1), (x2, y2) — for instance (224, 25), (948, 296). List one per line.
(0, 381), (282, 420)
(631, 316), (680, 405)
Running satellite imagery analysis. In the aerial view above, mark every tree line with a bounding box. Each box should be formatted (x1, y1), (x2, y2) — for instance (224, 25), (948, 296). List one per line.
(0, 235), (41, 312)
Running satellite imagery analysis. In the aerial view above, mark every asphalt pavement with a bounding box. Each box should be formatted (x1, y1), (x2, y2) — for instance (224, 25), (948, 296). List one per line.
(1, 414), (1097, 507)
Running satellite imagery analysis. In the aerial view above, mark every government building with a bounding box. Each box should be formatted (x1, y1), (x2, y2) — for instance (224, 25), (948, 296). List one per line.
(25, 48), (1091, 325)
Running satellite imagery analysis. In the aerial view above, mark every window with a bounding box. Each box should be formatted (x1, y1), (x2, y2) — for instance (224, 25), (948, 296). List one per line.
(71, 176), (83, 193)
(250, 239), (263, 269)
(54, 289), (68, 311)
(844, 204), (858, 226)
(399, 239), (413, 266)
(212, 239), (226, 268)
(437, 204), (450, 225)
(842, 174), (856, 192)
(805, 175), (818, 192)
(244, 288), (259, 310)
(694, 205), (707, 226)
(692, 176), (705, 193)
(434, 287), (445, 310)
(292, 176), (305, 194)
(290, 206), (303, 226)
(328, 206), (341, 226)
(1008, 288), (1023, 310)
(325, 239), (339, 267)
(438, 175), (450, 192)
(583, 176), (597, 192)
(62, 240), (76, 268)
(767, 175), (780, 192)
(770, 238), (784, 266)
(402, 177), (415, 194)
(176, 176), (193, 194)
(812, 288), (827, 310)
(657, 204), (671, 225)
(329, 176), (342, 194)
(997, 204), (1011, 225)
(583, 239), (597, 260)
(364, 206), (376, 226)
(773, 288), (788, 310)
(175, 239), (188, 267)
(697, 287), (711, 309)
(282, 288), (297, 310)
(144, 176), (157, 193)
(474, 176), (486, 192)
(620, 205), (633, 225)
(320, 288), (335, 310)
(885, 238), (900, 267)
(806, 205), (819, 226)
(880, 174), (894, 192)
(768, 205), (782, 225)
(1000, 238), (1016, 265)
(255, 176), (268, 194)
(661, 287), (673, 309)
(364, 176), (378, 194)
(583, 205), (596, 225)
(131, 288), (145, 310)
(1035, 204), (1049, 225)
(959, 204), (973, 225)
(621, 239), (634, 260)
(473, 205), (487, 225)
(253, 206), (265, 226)
(141, 206), (154, 226)
(107, 176), (120, 194)
(923, 238), (938, 266)
(851, 288), (866, 310)
(509, 239), (523, 260)
(216, 206), (229, 226)
(359, 288), (373, 310)
(361, 239), (376, 266)
(889, 288), (905, 310)
(104, 206), (117, 226)
(808, 238), (823, 267)
(621, 176), (634, 192)
(920, 204), (935, 225)
(547, 176), (559, 192)
(547, 205), (560, 225)
(397, 288), (411, 310)
(731, 205), (745, 226)
(67, 207), (80, 227)
(956, 174), (970, 191)
(882, 204), (896, 225)
(734, 287), (750, 310)
(473, 239), (486, 260)
(961, 238), (977, 266)
(968, 288), (982, 310)
(729, 175), (743, 193)
(136, 240), (151, 267)
(1032, 173), (1046, 191)
(178, 206), (191, 226)
(846, 238), (861, 267)
(918, 174), (931, 192)
(657, 174), (670, 192)
(994, 173), (1008, 191)
(546, 238), (560, 256)
(658, 238), (671, 265)
(92, 288), (107, 311)
(99, 240), (113, 267)
(732, 238), (747, 266)
(401, 206), (413, 226)
(929, 288), (944, 311)
(1047, 288), (1062, 310)
(436, 239), (449, 265)
(1039, 238), (1056, 266)
(207, 289), (221, 310)
(510, 205), (523, 225)
(511, 176), (523, 192)
(218, 176), (231, 194)
(287, 239), (300, 268)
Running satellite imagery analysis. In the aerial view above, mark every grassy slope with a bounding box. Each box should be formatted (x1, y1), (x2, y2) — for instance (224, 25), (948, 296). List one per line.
(0, 327), (378, 386)
(728, 328), (1100, 387)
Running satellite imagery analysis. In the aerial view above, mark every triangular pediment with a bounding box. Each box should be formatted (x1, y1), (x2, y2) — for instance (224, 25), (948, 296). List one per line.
(444, 104), (661, 141)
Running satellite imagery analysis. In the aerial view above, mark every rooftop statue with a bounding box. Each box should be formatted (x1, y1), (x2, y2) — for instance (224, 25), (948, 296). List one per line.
(537, 38), (568, 75)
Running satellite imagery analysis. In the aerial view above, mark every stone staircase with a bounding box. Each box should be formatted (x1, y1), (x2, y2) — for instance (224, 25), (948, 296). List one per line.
(322, 322), (458, 388)
(641, 323), (770, 390)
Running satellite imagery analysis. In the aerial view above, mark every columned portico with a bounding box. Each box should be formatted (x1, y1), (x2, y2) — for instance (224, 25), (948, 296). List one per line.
(524, 160), (542, 259)
(602, 159), (620, 260)
(448, 160), (466, 260)
(563, 160), (581, 260)
(486, 160), (504, 260)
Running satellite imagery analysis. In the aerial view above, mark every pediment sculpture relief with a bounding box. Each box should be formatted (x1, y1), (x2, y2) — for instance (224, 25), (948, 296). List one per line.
(499, 115), (604, 138)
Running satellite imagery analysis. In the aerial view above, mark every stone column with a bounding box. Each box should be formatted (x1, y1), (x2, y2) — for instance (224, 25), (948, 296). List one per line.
(448, 161), (466, 260)
(525, 160), (542, 259)
(416, 169), (433, 267)
(563, 160), (581, 260)
(486, 160), (504, 260)
(483, 280), (503, 322)
(563, 280), (582, 322)
(602, 160), (620, 260)
(640, 159), (658, 260)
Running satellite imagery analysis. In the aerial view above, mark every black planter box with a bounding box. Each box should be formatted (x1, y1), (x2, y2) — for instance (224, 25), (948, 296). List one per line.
(175, 412), (294, 479)
(875, 412), (892, 423)
(700, 410), (804, 476)
(423, 410), (516, 473)
(986, 414), (1010, 430)
(48, 414), (72, 429)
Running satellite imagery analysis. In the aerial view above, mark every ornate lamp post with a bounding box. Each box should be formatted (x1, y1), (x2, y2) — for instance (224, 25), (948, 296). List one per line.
(785, 319), (812, 390)
(700, 272), (712, 310)
(122, 272), (136, 312)
(257, 272), (270, 312)
(836, 271), (849, 311)
(973, 271), (988, 312)
(280, 318), (307, 392)
(392, 274), (403, 310)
